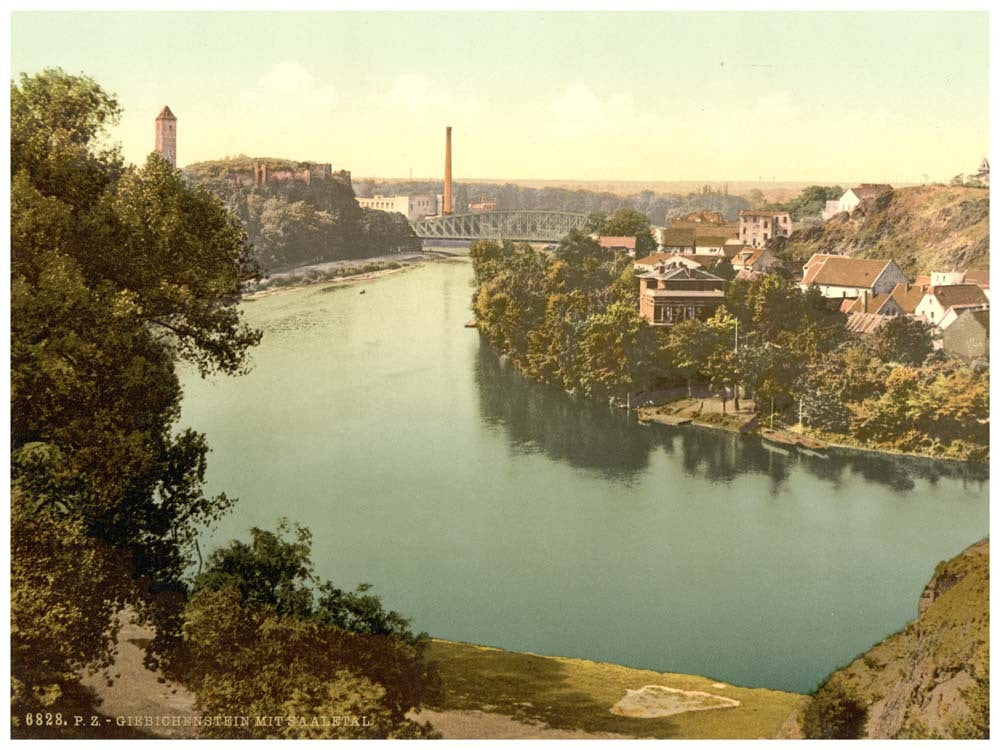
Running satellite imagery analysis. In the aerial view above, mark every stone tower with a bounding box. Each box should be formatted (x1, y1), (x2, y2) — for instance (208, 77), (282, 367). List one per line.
(155, 106), (177, 168)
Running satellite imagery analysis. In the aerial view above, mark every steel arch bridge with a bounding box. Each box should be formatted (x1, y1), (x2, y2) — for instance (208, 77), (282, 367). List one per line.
(411, 210), (590, 242)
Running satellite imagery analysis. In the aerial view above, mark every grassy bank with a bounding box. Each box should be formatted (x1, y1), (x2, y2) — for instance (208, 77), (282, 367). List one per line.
(425, 640), (804, 739)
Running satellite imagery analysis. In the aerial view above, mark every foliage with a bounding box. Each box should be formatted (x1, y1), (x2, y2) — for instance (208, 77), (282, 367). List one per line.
(801, 676), (868, 739)
(471, 235), (659, 399)
(598, 206), (657, 255)
(576, 300), (663, 399)
(10, 488), (135, 731)
(185, 158), (420, 273)
(866, 316), (933, 365)
(773, 185), (843, 220)
(11, 68), (261, 701)
(181, 521), (439, 738)
(851, 363), (989, 457)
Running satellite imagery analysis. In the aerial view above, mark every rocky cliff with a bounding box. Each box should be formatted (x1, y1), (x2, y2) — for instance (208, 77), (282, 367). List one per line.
(785, 539), (989, 739)
(773, 185), (989, 276)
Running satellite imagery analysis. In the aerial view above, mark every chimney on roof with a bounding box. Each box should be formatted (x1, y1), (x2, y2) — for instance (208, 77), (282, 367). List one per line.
(443, 126), (453, 215)
(860, 290), (869, 313)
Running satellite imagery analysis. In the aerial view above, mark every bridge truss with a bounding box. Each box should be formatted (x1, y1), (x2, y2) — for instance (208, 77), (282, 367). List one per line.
(411, 210), (590, 243)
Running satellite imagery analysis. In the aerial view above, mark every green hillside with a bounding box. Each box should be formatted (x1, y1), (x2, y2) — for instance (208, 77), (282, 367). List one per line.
(791, 539), (989, 739)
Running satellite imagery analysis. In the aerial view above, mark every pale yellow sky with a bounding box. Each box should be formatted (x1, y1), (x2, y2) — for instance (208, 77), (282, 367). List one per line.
(12, 11), (990, 183)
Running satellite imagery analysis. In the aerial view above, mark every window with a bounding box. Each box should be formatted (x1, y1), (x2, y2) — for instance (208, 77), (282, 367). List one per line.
(687, 306), (694, 319)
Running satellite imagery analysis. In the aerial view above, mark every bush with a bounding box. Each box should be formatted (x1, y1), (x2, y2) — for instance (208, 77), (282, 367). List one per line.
(802, 676), (868, 739)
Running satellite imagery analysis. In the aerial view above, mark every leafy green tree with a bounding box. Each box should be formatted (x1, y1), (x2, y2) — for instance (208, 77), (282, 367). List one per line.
(664, 319), (717, 396)
(11, 68), (262, 690)
(600, 206), (656, 255)
(802, 676), (868, 739)
(704, 309), (741, 410)
(183, 521), (439, 738)
(575, 301), (662, 400)
(11, 488), (135, 733)
(867, 316), (933, 366)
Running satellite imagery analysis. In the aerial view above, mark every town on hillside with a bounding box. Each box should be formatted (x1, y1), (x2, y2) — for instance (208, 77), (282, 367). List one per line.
(616, 181), (989, 362)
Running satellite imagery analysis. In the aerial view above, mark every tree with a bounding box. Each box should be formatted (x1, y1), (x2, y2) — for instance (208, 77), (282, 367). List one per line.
(575, 301), (662, 400)
(664, 319), (717, 396)
(704, 309), (741, 411)
(11, 68), (262, 692)
(600, 206), (656, 256)
(11, 488), (135, 734)
(802, 676), (868, 739)
(867, 316), (933, 365)
(181, 521), (440, 738)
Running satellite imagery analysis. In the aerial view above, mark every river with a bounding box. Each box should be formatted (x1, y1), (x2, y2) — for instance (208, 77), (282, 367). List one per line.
(178, 259), (989, 694)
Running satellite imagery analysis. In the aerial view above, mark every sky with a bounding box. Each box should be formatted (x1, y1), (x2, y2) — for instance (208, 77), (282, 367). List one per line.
(10, 11), (990, 183)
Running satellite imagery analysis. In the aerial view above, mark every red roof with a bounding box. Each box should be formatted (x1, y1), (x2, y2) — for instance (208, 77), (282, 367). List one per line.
(963, 269), (990, 288)
(598, 236), (637, 250)
(803, 256), (895, 288)
(156, 105), (176, 120)
(928, 284), (989, 309)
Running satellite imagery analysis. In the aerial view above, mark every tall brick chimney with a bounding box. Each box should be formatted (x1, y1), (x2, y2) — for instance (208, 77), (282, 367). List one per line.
(443, 126), (453, 215)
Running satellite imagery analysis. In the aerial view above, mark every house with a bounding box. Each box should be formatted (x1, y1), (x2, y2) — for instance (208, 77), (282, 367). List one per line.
(886, 282), (930, 315)
(939, 303), (990, 331)
(800, 255), (909, 299)
(821, 200), (842, 221)
(731, 246), (780, 274)
(634, 253), (705, 272)
(930, 269), (989, 299)
(638, 262), (727, 326)
(692, 234), (733, 256)
(843, 289), (906, 317)
(598, 236), (637, 255)
(836, 184), (892, 215)
(914, 285), (989, 327)
(942, 308), (989, 360)
(738, 210), (792, 248)
(654, 227), (696, 253)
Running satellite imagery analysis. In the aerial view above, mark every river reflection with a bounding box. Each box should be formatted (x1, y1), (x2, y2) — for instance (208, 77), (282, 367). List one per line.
(182, 261), (988, 693)
(473, 343), (987, 495)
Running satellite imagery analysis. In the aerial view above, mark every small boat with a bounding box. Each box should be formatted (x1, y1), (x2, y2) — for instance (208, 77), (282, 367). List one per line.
(359, 289), (366, 295)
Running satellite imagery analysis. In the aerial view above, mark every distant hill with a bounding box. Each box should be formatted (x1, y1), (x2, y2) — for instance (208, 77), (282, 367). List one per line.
(773, 185), (989, 275)
(784, 539), (989, 739)
(183, 157), (419, 273)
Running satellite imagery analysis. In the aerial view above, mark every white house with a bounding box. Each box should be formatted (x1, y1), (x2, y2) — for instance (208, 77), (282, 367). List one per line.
(914, 284), (989, 327)
(732, 246), (780, 273)
(800, 255), (909, 299)
(836, 184), (892, 215)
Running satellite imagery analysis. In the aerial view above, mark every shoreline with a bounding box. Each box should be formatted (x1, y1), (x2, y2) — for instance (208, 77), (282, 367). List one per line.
(243, 250), (465, 300)
(638, 399), (986, 465)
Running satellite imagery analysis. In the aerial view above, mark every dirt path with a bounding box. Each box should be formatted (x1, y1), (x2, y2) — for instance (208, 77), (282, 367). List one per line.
(410, 709), (633, 739)
(78, 617), (198, 739)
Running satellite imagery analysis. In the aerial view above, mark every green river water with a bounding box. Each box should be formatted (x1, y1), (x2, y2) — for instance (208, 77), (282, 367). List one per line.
(179, 258), (989, 694)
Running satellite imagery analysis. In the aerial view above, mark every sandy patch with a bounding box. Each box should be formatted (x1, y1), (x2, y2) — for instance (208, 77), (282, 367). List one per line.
(610, 685), (740, 719)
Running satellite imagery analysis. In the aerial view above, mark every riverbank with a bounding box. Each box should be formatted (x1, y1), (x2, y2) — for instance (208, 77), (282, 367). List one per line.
(72, 619), (802, 740)
(245, 250), (461, 299)
(635, 394), (987, 465)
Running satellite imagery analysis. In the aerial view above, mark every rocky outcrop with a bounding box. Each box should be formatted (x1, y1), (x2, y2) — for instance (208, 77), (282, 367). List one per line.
(775, 185), (989, 276)
(796, 539), (989, 739)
